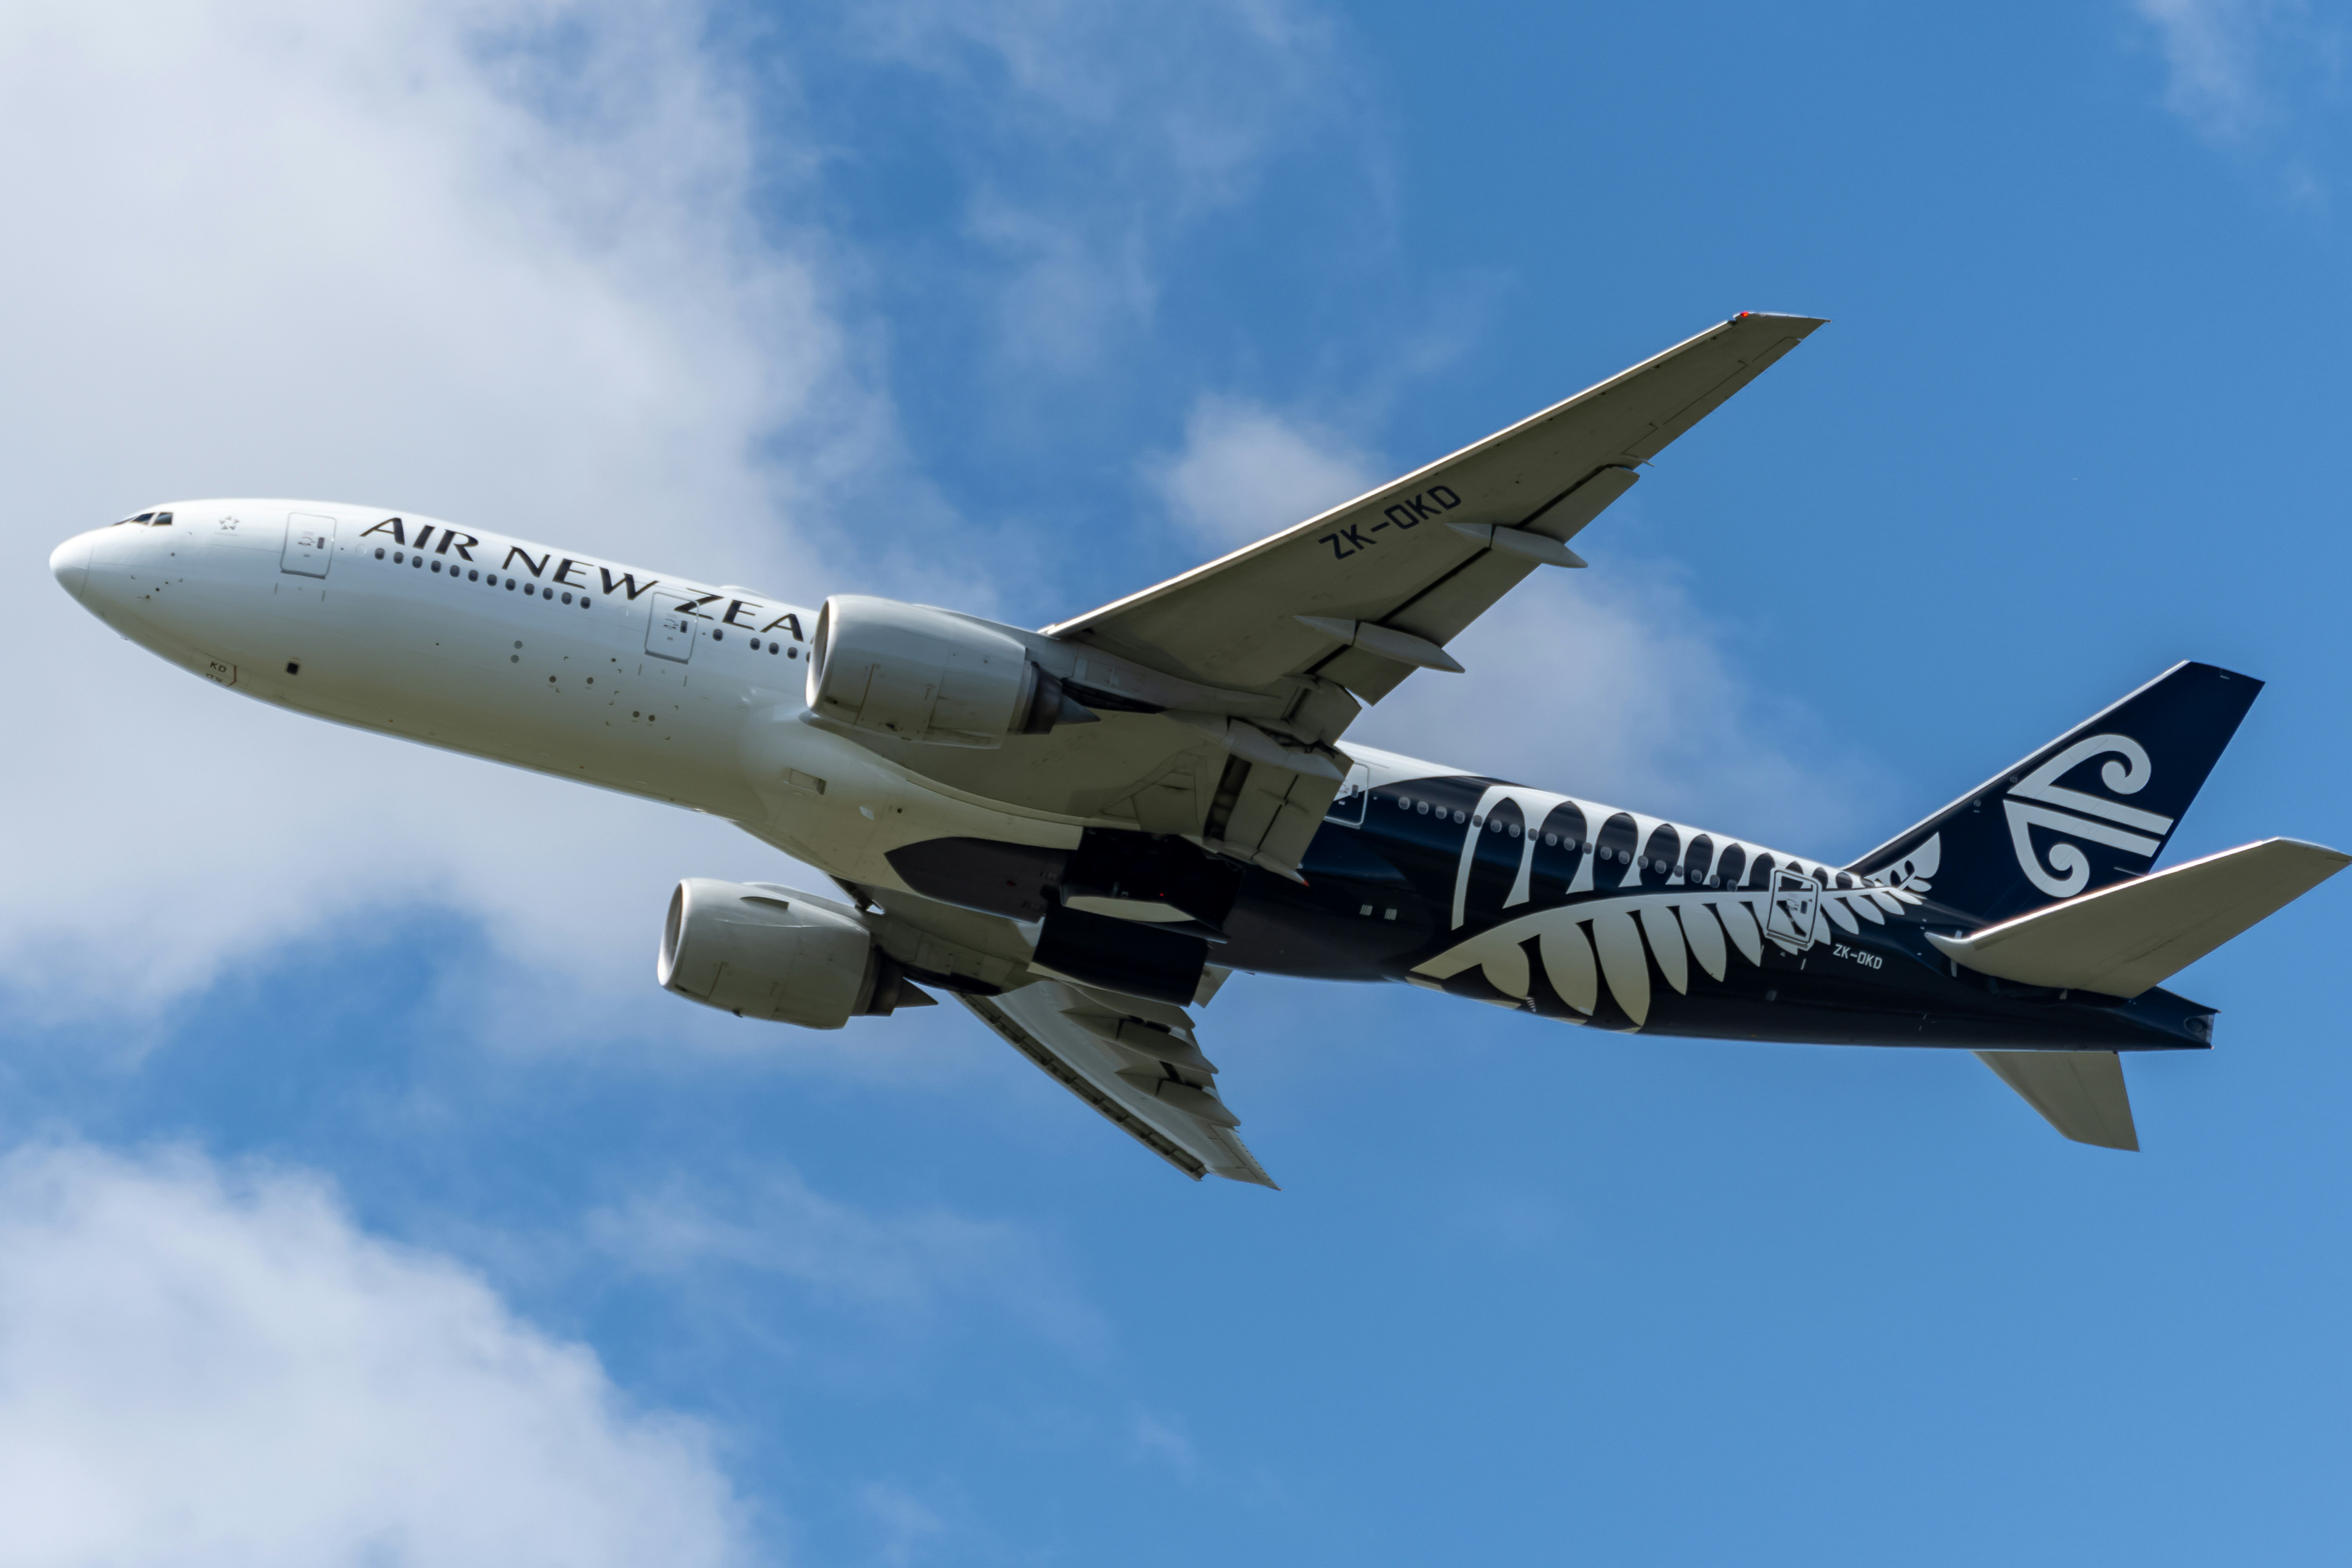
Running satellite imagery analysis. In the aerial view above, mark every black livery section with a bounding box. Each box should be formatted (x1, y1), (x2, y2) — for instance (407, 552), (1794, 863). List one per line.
(884, 662), (2261, 1057)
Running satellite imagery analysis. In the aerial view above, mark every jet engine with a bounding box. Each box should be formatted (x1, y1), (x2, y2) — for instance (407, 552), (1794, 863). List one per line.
(657, 878), (933, 1028)
(806, 594), (1092, 747)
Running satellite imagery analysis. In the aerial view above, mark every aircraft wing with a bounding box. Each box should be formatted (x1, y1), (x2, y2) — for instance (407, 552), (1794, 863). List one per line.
(1045, 312), (1824, 707)
(959, 978), (1277, 1187)
(802, 314), (1822, 882)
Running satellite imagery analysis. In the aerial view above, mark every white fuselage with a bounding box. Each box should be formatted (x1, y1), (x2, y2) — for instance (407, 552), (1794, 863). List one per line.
(47, 500), (1087, 894)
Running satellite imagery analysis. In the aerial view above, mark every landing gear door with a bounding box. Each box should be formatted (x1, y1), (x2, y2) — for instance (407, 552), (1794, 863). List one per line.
(282, 512), (335, 578)
(646, 593), (698, 663)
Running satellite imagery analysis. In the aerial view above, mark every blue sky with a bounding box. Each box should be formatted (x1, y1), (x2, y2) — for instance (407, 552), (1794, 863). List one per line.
(5, 0), (2352, 1562)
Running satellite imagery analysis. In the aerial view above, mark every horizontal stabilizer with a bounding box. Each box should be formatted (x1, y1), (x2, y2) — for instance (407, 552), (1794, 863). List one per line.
(1928, 838), (2348, 998)
(1976, 1051), (2139, 1151)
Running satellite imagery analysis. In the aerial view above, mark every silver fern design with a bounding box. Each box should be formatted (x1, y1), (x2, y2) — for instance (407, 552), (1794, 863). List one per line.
(1412, 802), (1942, 1027)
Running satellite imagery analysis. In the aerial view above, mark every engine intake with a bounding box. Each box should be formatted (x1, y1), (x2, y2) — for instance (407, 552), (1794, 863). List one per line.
(657, 878), (931, 1028)
(806, 594), (1093, 748)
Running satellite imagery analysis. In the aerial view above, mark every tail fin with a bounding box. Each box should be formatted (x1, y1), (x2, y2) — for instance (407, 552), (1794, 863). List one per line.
(1847, 662), (2261, 924)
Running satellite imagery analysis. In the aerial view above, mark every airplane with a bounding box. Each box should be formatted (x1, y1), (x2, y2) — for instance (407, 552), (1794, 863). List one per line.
(47, 313), (2345, 1186)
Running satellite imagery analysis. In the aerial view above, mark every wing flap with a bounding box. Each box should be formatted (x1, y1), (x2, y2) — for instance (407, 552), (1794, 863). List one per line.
(961, 981), (1277, 1188)
(1929, 838), (2348, 997)
(1976, 1051), (2140, 1151)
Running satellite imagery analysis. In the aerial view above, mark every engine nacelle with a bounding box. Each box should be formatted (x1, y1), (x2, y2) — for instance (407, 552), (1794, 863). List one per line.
(805, 594), (1082, 748)
(657, 878), (928, 1029)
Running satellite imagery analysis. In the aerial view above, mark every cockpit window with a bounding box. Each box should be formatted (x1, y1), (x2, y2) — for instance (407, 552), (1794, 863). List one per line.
(151, 511), (171, 526)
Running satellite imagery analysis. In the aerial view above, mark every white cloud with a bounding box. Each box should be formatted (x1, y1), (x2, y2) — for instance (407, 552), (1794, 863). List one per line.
(966, 197), (1156, 373)
(0, 0), (902, 1027)
(1151, 396), (1381, 549)
(0, 1140), (752, 1567)
(1127, 1409), (1197, 1474)
(2137, 0), (2268, 138)
(2132, 0), (2333, 147)
(857, 1481), (947, 1568)
(849, 0), (1365, 370)
(586, 1166), (1103, 1346)
(852, 0), (1347, 204)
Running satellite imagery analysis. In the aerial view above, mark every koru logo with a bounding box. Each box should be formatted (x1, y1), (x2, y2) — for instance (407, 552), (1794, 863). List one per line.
(2002, 733), (2172, 898)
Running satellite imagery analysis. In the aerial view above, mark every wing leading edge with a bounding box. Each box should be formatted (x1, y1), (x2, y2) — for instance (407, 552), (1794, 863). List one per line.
(1047, 312), (1826, 704)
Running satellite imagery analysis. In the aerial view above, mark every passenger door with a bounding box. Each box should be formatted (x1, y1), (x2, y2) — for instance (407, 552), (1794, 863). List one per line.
(1324, 761), (1372, 826)
(1765, 867), (1820, 949)
(646, 593), (698, 663)
(282, 512), (335, 577)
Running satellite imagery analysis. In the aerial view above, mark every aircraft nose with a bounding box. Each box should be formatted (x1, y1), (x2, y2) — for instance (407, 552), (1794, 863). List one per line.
(49, 531), (93, 600)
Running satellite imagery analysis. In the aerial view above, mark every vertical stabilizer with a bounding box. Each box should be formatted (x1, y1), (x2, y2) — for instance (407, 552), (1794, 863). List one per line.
(1847, 662), (2260, 924)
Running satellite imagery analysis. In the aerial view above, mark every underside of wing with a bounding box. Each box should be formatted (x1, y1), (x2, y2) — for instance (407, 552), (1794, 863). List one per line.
(1047, 312), (1825, 703)
(960, 980), (1276, 1188)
